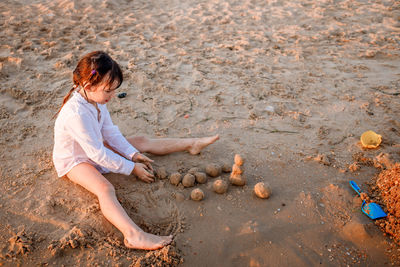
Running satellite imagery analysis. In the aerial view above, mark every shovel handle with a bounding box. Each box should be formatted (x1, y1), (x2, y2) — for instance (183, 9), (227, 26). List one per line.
(349, 180), (362, 195)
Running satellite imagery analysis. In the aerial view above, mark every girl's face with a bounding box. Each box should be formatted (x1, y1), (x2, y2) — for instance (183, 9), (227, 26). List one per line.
(84, 75), (119, 105)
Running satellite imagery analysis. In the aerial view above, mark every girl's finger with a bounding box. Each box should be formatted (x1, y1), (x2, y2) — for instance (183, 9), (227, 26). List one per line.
(144, 168), (155, 178)
(139, 154), (153, 162)
(142, 154), (154, 162)
(141, 174), (152, 183)
(145, 162), (154, 172)
(145, 175), (154, 183)
(143, 156), (154, 163)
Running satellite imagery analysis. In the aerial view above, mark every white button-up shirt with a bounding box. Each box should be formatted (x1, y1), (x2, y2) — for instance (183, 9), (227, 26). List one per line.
(53, 91), (138, 177)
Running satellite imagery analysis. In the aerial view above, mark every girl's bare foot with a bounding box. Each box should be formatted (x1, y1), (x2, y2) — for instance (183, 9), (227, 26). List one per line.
(188, 134), (219, 155)
(124, 231), (173, 250)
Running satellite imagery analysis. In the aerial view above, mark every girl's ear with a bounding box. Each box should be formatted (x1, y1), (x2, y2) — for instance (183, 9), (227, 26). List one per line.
(83, 83), (93, 91)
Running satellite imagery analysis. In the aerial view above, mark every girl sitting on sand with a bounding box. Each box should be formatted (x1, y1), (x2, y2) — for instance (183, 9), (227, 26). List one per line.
(52, 51), (219, 250)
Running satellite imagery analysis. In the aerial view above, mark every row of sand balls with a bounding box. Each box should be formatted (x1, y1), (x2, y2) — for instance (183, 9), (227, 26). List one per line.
(155, 163), (271, 200)
(190, 181), (272, 201)
(164, 164), (231, 188)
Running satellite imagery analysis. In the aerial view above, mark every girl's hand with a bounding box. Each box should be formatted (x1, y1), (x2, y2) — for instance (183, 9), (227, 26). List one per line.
(132, 153), (154, 173)
(132, 163), (155, 183)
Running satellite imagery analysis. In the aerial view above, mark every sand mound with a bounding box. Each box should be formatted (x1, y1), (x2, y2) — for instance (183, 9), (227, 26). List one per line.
(0, 229), (35, 259)
(374, 163), (400, 244)
(130, 245), (182, 266)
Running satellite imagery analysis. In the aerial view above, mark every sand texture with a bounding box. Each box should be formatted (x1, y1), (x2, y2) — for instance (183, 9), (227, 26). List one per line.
(1, 0), (400, 266)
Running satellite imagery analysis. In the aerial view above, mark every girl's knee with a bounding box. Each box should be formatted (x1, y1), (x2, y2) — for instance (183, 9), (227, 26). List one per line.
(97, 181), (115, 196)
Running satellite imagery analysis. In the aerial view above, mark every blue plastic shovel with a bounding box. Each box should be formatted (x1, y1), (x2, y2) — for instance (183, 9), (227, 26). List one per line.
(349, 181), (387, 220)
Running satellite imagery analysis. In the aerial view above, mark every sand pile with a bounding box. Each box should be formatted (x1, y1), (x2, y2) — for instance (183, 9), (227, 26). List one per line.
(130, 245), (182, 267)
(374, 163), (400, 244)
(1, 229), (35, 258)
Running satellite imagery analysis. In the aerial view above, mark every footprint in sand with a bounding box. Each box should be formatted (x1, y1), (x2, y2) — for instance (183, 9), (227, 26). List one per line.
(119, 187), (183, 237)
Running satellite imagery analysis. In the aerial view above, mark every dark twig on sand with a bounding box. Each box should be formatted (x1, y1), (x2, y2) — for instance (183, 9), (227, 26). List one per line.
(371, 86), (400, 96)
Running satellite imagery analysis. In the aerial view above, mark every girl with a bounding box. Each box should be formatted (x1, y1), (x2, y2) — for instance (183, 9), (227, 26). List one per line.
(53, 51), (219, 250)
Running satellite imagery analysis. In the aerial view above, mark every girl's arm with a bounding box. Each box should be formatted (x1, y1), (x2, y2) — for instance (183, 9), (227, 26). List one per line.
(66, 113), (135, 176)
(101, 107), (139, 161)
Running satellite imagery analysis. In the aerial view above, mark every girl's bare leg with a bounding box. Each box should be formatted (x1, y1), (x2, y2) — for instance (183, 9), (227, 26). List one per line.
(66, 163), (172, 250)
(127, 134), (219, 155)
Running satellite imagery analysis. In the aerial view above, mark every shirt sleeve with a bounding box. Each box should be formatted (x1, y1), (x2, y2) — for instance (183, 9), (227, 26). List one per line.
(65, 113), (135, 176)
(101, 107), (139, 160)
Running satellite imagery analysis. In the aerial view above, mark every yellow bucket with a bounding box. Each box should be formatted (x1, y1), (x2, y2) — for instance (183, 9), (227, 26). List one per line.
(360, 130), (382, 148)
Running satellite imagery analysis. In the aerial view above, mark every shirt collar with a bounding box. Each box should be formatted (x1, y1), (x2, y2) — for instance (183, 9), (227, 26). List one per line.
(72, 91), (106, 110)
(73, 91), (90, 104)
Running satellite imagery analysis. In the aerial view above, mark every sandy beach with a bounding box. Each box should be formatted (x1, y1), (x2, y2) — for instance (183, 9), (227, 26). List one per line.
(1, 0), (400, 265)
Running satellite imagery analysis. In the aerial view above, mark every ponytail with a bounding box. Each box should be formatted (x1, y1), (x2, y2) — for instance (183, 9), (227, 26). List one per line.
(52, 85), (77, 119)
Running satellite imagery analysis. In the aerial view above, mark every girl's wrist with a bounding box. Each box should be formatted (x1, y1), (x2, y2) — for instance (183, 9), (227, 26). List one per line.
(131, 162), (137, 175)
(132, 152), (139, 161)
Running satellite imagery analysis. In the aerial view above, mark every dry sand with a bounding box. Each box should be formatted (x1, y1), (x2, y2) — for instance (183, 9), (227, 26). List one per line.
(1, 0), (400, 266)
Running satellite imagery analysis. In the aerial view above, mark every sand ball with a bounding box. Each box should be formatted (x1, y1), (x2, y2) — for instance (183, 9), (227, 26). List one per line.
(231, 164), (243, 175)
(205, 163), (221, 177)
(213, 179), (228, 194)
(182, 173), (195, 187)
(194, 172), (207, 184)
(221, 163), (232, 173)
(229, 174), (246, 186)
(155, 167), (168, 180)
(234, 154), (244, 166)
(254, 182), (271, 199)
(191, 188), (204, 201)
(188, 167), (200, 174)
(169, 172), (182, 186)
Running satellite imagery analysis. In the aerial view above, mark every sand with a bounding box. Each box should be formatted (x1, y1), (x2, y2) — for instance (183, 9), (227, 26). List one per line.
(374, 164), (400, 244)
(1, 0), (400, 266)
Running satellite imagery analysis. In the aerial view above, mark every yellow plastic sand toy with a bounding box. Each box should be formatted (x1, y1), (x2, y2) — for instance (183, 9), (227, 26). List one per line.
(360, 130), (382, 148)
